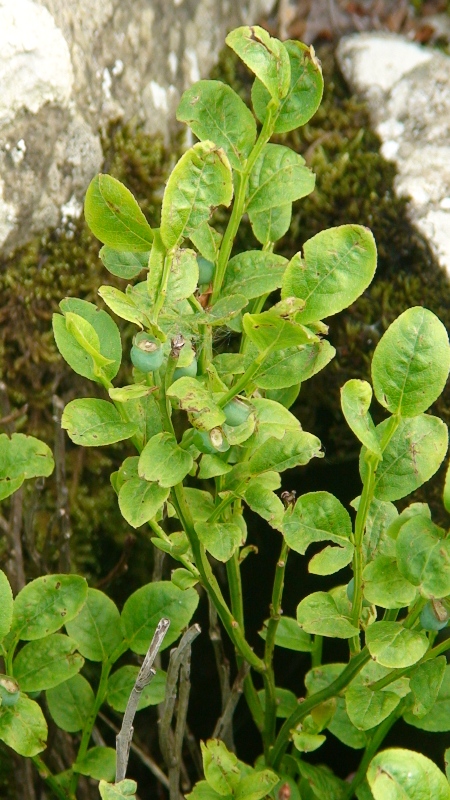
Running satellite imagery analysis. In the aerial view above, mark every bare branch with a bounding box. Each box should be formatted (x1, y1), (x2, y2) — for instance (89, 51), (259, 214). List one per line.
(98, 711), (170, 791)
(208, 598), (234, 750)
(116, 618), (171, 783)
(212, 662), (250, 742)
(159, 624), (201, 800)
(53, 395), (72, 573)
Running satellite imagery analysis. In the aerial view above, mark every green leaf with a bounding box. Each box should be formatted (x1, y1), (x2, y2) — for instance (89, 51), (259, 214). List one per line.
(246, 145), (314, 215)
(109, 384), (155, 403)
(305, 663), (367, 750)
(148, 248), (199, 306)
(0, 571), (13, 642)
(200, 294), (248, 327)
(121, 581), (199, 655)
(371, 307), (450, 417)
(190, 222), (222, 263)
(367, 749), (450, 800)
(122, 393), (163, 453)
(296, 592), (359, 638)
(160, 142), (233, 250)
(361, 498), (398, 562)
(53, 298), (122, 383)
(297, 761), (347, 800)
(75, 747), (116, 782)
(195, 521), (244, 562)
(65, 588), (123, 662)
(249, 203), (292, 246)
(84, 174), (153, 251)
(283, 492), (353, 575)
(167, 377), (226, 431)
(13, 634), (84, 691)
(241, 479), (284, 531)
(226, 26), (290, 101)
(243, 310), (315, 353)
(404, 665), (450, 731)
(340, 380), (382, 457)
(346, 684), (401, 731)
(259, 616), (313, 652)
(186, 781), (230, 800)
(118, 478), (169, 528)
(99, 779), (137, 800)
(365, 622), (428, 668)
(222, 251), (287, 299)
(281, 225), (377, 324)
(443, 458), (450, 514)
(235, 769), (279, 800)
(252, 40), (323, 132)
(198, 455), (232, 480)
(64, 312), (114, 371)
(98, 286), (148, 327)
(0, 695), (47, 756)
(201, 739), (240, 795)
(0, 475), (24, 501)
(177, 80), (256, 170)
(396, 516), (450, 599)
(248, 430), (322, 475)
(253, 341), (335, 390)
(361, 415), (448, 501)
(0, 433), (54, 484)
(62, 399), (138, 446)
(172, 568), (199, 590)
(246, 398), (300, 447)
(99, 246), (149, 279)
(362, 557), (417, 609)
(409, 657), (446, 718)
(138, 433), (193, 488)
(107, 665), (166, 712)
(46, 674), (94, 732)
(292, 730), (326, 753)
(11, 574), (88, 641)
(257, 687), (298, 718)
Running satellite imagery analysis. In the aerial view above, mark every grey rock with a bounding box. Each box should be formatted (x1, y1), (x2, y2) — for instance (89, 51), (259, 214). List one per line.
(0, 0), (275, 253)
(337, 32), (450, 278)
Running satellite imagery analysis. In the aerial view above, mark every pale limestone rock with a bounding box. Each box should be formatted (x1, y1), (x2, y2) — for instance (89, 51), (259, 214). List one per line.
(337, 33), (450, 279)
(0, 0), (275, 253)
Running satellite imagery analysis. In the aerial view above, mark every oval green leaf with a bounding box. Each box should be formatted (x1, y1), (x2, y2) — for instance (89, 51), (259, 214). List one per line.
(195, 521), (243, 562)
(362, 557), (417, 609)
(46, 674), (94, 733)
(177, 80), (256, 170)
(251, 40), (323, 132)
(99, 247), (149, 279)
(138, 433), (193, 488)
(65, 588), (124, 662)
(160, 142), (232, 250)
(365, 622), (428, 668)
(296, 591), (359, 638)
(281, 225), (377, 324)
(372, 307), (450, 417)
(121, 581), (199, 654)
(12, 574), (88, 641)
(84, 174), (153, 252)
(367, 749), (450, 800)
(0, 695), (47, 756)
(226, 26), (290, 101)
(62, 398), (138, 446)
(246, 144), (315, 214)
(0, 570), (13, 643)
(99, 780), (137, 800)
(74, 746), (116, 782)
(396, 516), (450, 599)
(404, 664), (450, 731)
(223, 251), (288, 299)
(341, 379), (382, 457)
(259, 616), (313, 652)
(118, 478), (170, 529)
(13, 634), (84, 691)
(360, 415), (448, 502)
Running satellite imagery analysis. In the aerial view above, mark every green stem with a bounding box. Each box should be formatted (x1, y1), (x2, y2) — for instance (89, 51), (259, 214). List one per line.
(171, 482), (265, 673)
(32, 756), (74, 800)
(218, 348), (269, 406)
(151, 250), (173, 322)
(269, 648), (371, 769)
(341, 700), (406, 800)
(311, 635), (323, 668)
(211, 109), (275, 304)
(402, 596), (427, 629)
(263, 540), (289, 753)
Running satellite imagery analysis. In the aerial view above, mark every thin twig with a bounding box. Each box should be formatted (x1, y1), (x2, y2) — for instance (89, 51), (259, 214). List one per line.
(159, 625), (201, 800)
(212, 662), (250, 742)
(53, 395), (72, 572)
(116, 618), (171, 783)
(95, 534), (136, 590)
(208, 598), (234, 749)
(97, 711), (170, 791)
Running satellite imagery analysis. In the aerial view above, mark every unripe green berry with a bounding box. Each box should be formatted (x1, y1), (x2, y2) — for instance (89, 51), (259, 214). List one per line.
(197, 256), (215, 285)
(0, 676), (20, 708)
(174, 357), (198, 381)
(192, 428), (230, 454)
(223, 398), (251, 427)
(420, 601), (449, 631)
(130, 333), (164, 372)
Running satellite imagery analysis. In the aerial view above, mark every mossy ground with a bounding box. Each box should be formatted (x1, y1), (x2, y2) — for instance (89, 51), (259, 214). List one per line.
(0, 41), (449, 797)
